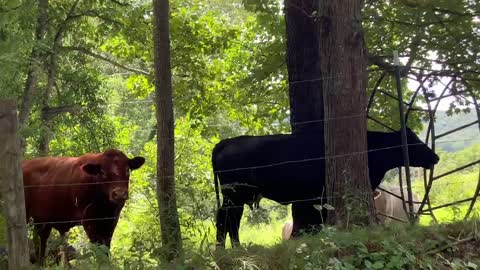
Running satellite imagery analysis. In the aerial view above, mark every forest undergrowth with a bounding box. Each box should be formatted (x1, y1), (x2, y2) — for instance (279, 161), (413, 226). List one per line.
(19, 219), (480, 270)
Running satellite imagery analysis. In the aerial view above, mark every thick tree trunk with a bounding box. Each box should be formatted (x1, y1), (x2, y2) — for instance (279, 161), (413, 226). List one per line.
(285, 0), (324, 134)
(0, 100), (30, 270)
(152, 0), (183, 261)
(319, 0), (374, 226)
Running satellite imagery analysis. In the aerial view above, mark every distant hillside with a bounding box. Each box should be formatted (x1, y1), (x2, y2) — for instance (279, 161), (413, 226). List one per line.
(421, 110), (479, 152)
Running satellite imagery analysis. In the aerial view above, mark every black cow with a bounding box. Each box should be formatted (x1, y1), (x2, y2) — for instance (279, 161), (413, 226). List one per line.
(212, 128), (439, 248)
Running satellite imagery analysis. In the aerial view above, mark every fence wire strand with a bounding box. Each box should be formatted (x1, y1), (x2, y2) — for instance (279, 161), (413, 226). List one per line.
(24, 174), (480, 226)
(13, 60), (480, 230)
(22, 136), (480, 188)
(20, 135), (480, 225)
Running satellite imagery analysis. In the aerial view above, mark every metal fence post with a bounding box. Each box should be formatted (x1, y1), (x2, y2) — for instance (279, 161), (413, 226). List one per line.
(393, 52), (415, 223)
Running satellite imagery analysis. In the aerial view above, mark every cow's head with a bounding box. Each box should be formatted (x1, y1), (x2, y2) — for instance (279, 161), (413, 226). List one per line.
(373, 190), (382, 200)
(81, 149), (145, 204)
(403, 127), (439, 169)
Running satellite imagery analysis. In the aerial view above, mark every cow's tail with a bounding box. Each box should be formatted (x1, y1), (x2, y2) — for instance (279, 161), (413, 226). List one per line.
(212, 141), (224, 211)
(214, 172), (221, 210)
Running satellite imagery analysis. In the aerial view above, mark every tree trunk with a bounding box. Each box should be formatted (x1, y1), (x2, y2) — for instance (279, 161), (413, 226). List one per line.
(18, 0), (48, 128)
(319, 0), (374, 226)
(38, 39), (58, 157)
(0, 100), (30, 270)
(38, 17), (63, 157)
(38, 120), (52, 156)
(285, 0), (324, 134)
(152, 0), (183, 261)
(38, 0), (81, 156)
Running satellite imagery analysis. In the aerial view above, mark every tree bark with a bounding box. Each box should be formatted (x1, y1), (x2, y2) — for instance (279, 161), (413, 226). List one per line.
(319, 0), (374, 226)
(285, 0), (324, 134)
(152, 0), (183, 261)
(38, 0), (81, 156)
(0, 100), (30, 270)
(38, 30), (60, 157)
(60, 46), (150, 76)
(18, 0), (48, 128)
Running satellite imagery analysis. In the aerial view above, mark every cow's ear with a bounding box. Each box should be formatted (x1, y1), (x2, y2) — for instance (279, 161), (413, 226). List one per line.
(82, 163), (102, 175)
(129, 156), (145, 170)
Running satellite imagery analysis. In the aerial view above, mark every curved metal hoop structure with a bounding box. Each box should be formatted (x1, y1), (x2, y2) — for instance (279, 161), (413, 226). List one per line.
(367, 69), (480, 223)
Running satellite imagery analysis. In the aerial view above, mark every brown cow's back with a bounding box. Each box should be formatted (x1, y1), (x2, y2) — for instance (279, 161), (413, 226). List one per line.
(23, 155), (100, 225)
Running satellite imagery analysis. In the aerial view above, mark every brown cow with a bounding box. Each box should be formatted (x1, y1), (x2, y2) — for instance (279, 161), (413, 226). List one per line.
(23, 149), (145, 264)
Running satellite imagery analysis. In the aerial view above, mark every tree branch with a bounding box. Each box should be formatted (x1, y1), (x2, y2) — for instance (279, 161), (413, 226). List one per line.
(44, 0), (82, 108)
(404, 31), (424, 72)
(18, 0), (49, 127)
(365, 16), (467, 27)
(109, 0), (130, 7)
(0, 4), (22, 13)
(69, 10), (123, 26)
(60, 46), (150, 76)
(432, 8), (480, 17)
(41, 105), (83, 121)
(368, 54), (400, 73)
(424, 235), (475, 256)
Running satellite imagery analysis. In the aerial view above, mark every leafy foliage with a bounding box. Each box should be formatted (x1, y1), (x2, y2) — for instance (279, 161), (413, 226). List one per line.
(0, 0), (479, 268)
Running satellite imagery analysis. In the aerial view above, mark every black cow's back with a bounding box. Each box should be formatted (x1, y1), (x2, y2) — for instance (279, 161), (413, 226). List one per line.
(213, 134), (326, 204)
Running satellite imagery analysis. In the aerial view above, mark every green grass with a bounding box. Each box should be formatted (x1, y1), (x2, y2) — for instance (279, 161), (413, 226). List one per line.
(200, 220), (480, 270)
(0, 215), (5, 246)
(27, 210), (480, 270)
(4, 203), (480, 269)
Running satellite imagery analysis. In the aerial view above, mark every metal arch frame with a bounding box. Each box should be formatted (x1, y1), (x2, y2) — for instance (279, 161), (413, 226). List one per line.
(458, 80), (480, 219)
(366, 69), (480, 223)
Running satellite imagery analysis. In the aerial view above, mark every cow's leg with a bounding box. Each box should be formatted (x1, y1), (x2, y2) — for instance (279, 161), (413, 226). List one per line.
(83, 220), (115, 265)
(215, 206), (228, 248)
(227, 204), (244, 247)
(291, 202), (324, 237)
(291, 203), (306, 237)
(83, 219), (117, 249)
(82, 203), (120, 251)
(33, 224), (52, 265)
(56, 230), (72, 267)
(216, 194), (245, 248)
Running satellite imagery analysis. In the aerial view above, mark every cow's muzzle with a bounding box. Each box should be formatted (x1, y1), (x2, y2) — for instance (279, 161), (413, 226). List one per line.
(110, 188), (129, 203)
(427, 154), (440, 169)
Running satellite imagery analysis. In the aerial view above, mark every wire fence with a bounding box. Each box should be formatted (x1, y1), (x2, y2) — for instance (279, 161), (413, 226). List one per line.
(19, 98), (480, 227)
(21, 137), (480, 190)
(21, 174), (480, 227)
(95, 63), (474, 109)
(2, 1), (479, 261)
(17, 131), (480, 226)
(4, 42), (479, 241)
(89, 72), (476, 135)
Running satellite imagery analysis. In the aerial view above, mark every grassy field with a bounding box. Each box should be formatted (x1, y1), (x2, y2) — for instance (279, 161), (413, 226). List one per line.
(2, 185), (480, 269)
(31, 219), (480, 269)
